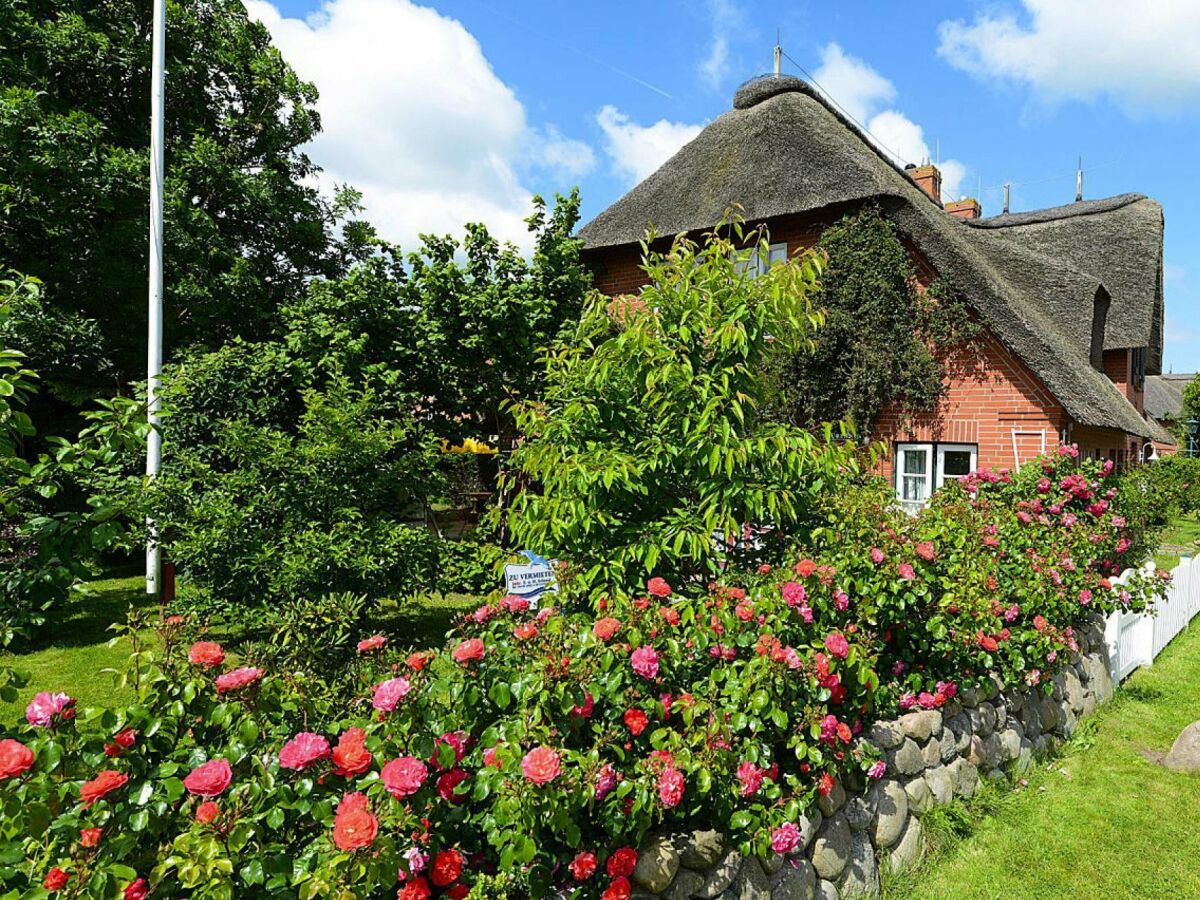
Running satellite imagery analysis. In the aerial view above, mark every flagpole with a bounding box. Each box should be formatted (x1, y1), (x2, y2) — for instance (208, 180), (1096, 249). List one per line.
(146, 0), (166, 595)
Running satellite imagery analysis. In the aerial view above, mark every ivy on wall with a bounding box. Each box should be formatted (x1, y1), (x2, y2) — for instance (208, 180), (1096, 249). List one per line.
(769, 206), (979, 433)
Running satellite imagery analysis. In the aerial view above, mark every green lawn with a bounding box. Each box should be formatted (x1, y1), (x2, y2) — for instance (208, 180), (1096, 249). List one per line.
(0, 575), (479, 726)
(1155, 512), (1200, 570)
(884, 619), (1200, 900)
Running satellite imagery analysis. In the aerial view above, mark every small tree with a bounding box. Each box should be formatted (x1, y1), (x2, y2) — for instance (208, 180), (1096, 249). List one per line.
(504, 218), (862, 595)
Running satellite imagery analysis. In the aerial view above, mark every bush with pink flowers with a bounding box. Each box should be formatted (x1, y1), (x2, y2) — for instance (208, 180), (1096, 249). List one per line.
(0, 448), (1167, 897)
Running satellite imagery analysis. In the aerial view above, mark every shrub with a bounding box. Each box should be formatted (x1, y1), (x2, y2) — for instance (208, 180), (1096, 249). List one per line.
(0, 448), (1166, 898)
(504, 218), (861, 596)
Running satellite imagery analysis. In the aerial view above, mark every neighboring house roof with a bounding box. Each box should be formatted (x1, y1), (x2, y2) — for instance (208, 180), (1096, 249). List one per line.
(578, 74), (1163, 440)
(1145, 374), (1195, 421)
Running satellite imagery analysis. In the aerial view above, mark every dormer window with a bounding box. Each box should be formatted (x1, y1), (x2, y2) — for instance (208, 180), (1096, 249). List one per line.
(1090, 287), (1110, 371)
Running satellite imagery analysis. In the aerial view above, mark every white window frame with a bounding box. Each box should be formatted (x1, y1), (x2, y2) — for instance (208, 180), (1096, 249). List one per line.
(734, 242), (788, 278)
(936, 443), (978, 488)
(896, 443), (934, 514)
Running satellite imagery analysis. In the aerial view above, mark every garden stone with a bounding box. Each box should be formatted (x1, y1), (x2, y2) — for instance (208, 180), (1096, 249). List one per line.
(887, 817), (923, 872)
(998, 725), (1023, 761)
(898, 711), (941, 743)
(982, 766), (1006, 782)
(633, 834), (680, 893)
(733, 856), (771, 900)
(817, 779), (847, 817)
(769, 861), (816, 900)
(869, 779), (908, 848)
(889, 739), (924, 776)
(792, 811), (822, 854)
(1163, 721), (1200, 772)
(983, 732), (1003, 768)
(809, 812), (850, 881)
(666, 871), (706, 900)
(844, 795), (875, 832)
(1007, 690), (1024, 713)
(1081, 690), (1097, 719)
(966, 735), (987, 767)
(1088, 655), (1114, 704)
(838, 832), (879, 899)
(1063, 669), (1085, 713)
(966, 708), (990, 738)
(939, 729), (958, 763)
(920, 738), (941, 768)
(940, 699), (962, 719)
(1061, 708), (1078, 738)
(815, 879), (839, 900)
(698, 847), (742, 898)
(1016, 737), (1034, 773)
(978, 703), (997, 734)
(993, 702), (1007, 725)
(1021, 703), (1043, 737)
(762, 853), (785, 876)
(681, 830), (727, 870)
(987, 672), (1004, 700)
(924, 765), (954, 807)
(948, 757), (978, 799)
(867, 721), (904, 751)
(1051, 674), (1065, 702)
(904, 776), (931, 816)
(959, 685), (981, 708)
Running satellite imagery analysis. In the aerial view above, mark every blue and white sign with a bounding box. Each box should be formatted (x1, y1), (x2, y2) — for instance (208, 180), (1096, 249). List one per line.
(504, 550), (559, 606)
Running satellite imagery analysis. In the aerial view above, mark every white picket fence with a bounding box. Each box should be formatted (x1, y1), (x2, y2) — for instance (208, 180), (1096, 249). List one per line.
(1104, 555), (1200, 682)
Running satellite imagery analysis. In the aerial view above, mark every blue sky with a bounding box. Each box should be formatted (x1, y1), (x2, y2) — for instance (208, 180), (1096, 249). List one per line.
(252, 0), (1200, 372)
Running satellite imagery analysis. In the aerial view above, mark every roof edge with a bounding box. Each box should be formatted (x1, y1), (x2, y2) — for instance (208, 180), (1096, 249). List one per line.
(968, 193), (1153, 230)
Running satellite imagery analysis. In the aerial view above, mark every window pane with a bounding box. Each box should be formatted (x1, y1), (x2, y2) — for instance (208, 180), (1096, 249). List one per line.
(942, 450), (972, 477)
(767, 244), (787, 266)
(902, 450), (928, 475)
(902, 476), (928, 502)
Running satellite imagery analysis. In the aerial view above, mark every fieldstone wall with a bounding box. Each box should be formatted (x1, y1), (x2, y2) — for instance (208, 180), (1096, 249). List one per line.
(632, 616), (1113, 899)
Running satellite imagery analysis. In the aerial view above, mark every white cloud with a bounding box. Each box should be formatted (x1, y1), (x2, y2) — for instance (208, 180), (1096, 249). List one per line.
(246, 0), (593, 249)
(937, 0), (1200, 114)
(812, 43), (968, 199)
(596, 106), (704, 186)
(812, 43), (895, 124)
(697, 0), (740, 89)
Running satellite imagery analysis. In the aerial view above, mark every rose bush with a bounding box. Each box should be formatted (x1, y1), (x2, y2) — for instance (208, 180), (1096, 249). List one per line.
(0, 448), (1166, 897)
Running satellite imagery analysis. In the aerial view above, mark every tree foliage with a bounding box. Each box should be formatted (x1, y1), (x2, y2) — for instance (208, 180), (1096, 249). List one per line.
(0, 0), (346, 407)
(504, 219), (865, 595)
(772, 207), (978, 431)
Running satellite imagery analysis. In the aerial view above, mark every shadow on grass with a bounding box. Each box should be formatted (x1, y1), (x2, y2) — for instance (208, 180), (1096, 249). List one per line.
(15, 574), (158, 653)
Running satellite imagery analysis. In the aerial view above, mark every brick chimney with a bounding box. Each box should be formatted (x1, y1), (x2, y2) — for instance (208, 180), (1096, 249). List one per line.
(945, 197), (982, 220)
(906, 164), (942, 203)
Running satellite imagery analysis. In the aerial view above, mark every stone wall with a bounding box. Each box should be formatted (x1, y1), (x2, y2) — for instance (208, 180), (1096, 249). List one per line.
(631, 617), (1114, 900)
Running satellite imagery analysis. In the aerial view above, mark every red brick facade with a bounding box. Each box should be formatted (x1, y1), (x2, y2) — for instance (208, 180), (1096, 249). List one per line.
(583, 210), (1148, 487)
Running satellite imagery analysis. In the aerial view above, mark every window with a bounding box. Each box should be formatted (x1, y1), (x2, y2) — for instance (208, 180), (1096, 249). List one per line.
(895, 442), (978, 513)
(734, 242), (788, 278)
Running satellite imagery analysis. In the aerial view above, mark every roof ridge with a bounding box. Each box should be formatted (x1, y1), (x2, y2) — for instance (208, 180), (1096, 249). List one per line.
(969, 193), (1151, 229)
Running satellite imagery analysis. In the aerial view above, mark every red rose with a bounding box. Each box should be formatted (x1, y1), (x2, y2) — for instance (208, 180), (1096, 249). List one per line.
(381, 756), (428, 798)
(398, 877), (432, 900)
(436, 769), (470, 804)
(215, 667), (263, 694)
(183, 758), (232, 797)
(817, 772), (836, 796)
(646, 577), (672, 597)
(187, 641), (225, 668)
(513, 622), (538, 641)
(331, 727), (373, 777)
(593, 617), (621, 641)
(332, 792), (377, 851)
(407, 652), (431, 671)
(659, 606), (680, 626)
(445, 887), (469, 900)
(43, 868), (70, 891)
(430, 848), (464, 887)
(570, 851), (598, 881)
(124, 877), (150, 900)
(0, 739), (34, 779)
(79, 770), (129, 807)
(79, 827), (102, 848)
(606, 847), (638, 878)
(195, 801), (220, 824)
(602, 876), (632, 900)
(451, 639), (485, 665)
(521, 746), (561, 785)
(795, 559), (817, 577)
(623, 708), (648, 736)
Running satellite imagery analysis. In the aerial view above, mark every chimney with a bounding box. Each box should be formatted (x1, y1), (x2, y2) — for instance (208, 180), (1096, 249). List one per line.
(945, 197), (982, 220)
(906, 163), (942, 203)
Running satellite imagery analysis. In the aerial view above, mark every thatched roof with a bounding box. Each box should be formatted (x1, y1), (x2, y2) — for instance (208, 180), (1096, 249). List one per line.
(578, 74), (1165, 439)
(1145, 374), (1194, 422)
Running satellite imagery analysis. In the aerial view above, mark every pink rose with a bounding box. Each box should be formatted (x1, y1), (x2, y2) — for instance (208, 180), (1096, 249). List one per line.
(770, 822), (801, 855)
(25, 692), (74, 728)
(870, 547), (885, 564)
(646, 577), (672, 598)
(452, 639), (485, 664)
(824, 633), (849, 659)
(214, 667), (263, 694)
(898, 563), (916, 581)
(381, 756), (428, 798)
(868, 760), (887, 780)
(372, 677), (412, 712)
(184, 758), (233, 797)
(356, 635), (387, 654)
(781, 581), (807, 607)
(279, 732), (331, 771)
(630, 646), (659, 680)
(658, 767), (684, 808)
(521, 746), (561, 785)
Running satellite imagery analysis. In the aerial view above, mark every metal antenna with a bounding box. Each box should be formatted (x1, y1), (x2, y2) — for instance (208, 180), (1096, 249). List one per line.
(1003, 181), (1011, 214)
(1076, 156), (1083, 202)
(773, 30), (781, 75)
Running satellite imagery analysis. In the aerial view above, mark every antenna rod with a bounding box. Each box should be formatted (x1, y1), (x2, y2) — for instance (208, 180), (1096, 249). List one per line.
(1003, 181), (1011, 214)
(773, 33), (781, 76)
(1075, 156), (1083, 202)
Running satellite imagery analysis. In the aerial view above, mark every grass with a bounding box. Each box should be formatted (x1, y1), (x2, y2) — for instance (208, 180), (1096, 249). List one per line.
(0, 574), (480, 727)
(1155, 512), (1200, 570)
(882, 619), (1200, 900)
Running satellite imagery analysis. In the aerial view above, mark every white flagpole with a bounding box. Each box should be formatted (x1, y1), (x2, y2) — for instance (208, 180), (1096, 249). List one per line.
(146, 0), (166, 595)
